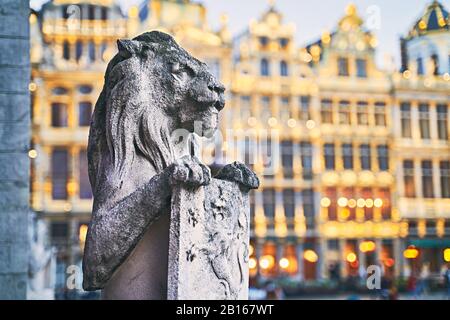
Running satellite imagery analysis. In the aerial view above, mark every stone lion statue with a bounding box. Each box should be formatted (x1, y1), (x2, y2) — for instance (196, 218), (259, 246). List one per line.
(82, 31), (258, 299)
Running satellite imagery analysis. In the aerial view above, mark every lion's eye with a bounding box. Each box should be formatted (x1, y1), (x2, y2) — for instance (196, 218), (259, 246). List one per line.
(171, 62), (180, 73)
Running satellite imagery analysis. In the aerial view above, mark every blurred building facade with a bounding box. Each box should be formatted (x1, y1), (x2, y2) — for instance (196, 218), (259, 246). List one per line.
(29, 0), (449, 297)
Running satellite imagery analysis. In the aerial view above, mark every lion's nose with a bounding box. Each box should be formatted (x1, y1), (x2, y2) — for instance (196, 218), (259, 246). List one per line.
(208, 81), (225, 94)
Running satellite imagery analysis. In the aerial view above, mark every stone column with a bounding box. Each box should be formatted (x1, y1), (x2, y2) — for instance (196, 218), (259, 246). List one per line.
(0, 0), (30, 299)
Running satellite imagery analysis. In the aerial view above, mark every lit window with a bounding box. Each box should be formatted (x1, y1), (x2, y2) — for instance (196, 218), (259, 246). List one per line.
(403, 160), (415, 198)
(419, 103), (430, 139)
(440, 161), (450, 198)
(437, 104), (448, 140)
(357, 101), (368, 125)
(299, 96), (311, 121)
(374, 102), (386, 126)
(338, 100), (351, 124)
(321, 99), (333, 124)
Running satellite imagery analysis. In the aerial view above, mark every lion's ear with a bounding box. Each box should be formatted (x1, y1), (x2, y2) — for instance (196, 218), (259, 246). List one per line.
(117, 39), (141, 58)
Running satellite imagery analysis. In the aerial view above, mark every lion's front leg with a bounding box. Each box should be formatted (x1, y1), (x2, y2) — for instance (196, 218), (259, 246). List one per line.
(169, 155), (212, 188)
(215, 162), (259, 191)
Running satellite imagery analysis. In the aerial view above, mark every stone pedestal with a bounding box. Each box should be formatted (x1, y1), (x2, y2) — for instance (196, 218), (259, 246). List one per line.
(168, 179), (250, 300)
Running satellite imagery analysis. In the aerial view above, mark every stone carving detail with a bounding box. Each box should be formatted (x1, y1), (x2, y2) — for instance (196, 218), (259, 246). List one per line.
(82, 31), (258, 299)
(168, 179), (250, 300)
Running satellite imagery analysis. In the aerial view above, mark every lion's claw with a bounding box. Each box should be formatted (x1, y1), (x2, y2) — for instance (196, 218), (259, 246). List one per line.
(169, 155), (211, 188)
(215, 162), (259, 190)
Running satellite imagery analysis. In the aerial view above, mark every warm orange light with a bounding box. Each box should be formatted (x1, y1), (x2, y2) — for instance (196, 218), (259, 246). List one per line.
(249, 244), (254, 256)
(384, 258), (395, 268)
(374, 198), (383, 208)
(357, 198), (366, 208)
(279, 257), (290, 269)
(348, 199), (357, 208)
(444, 248), (450, 262)
(359, 241), (376, 253)
(346, 252), (357, 263)
(259, 255), (275, 270)
(249, 257), (257, 269)
(321, 197), (331, 208)
(404, 246), (419, 259)
(337, 197), (348, 207)
(303, 250), (318, 263)
(79, 224), (88, 243)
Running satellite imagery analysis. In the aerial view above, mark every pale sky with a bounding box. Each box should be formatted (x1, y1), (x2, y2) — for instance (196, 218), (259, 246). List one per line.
(31, 0), (450, 69)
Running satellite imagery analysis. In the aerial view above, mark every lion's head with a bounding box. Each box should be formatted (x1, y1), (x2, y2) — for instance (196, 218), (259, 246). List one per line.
(88, 31), (225, 191)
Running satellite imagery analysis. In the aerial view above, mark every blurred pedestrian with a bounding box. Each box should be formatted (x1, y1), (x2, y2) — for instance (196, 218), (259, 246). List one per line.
(443, 263), (450, 300)
(414, 263), (430, 298)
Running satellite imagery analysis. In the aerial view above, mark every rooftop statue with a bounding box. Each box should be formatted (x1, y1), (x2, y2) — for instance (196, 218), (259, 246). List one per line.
(82, 31), (258, 299)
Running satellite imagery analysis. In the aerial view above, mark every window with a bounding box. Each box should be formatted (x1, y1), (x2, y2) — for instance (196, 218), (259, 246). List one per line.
(79, 150), (92, 199)
(240, 96), (251, 121)
(440, 161), (450, 198)
(51, 222), (68, 241)
(101, 6), (108, 20)
(417, 57), (424, 75)
(63, 41), (70, 60)
(75, 40), (83, 62)
(88, 4), (96, 20)
(403, 160), (415, 198)
(279, 38), (289, 48)
(263, 189), (275, 219)
(260, 58), (270, 76)
(357, 101), (368, 125)
(324, 187), (337, 220)
(52, 87), (68, 95)
(100, 42), (108, 62)
(261, 96), (271, 122)
(400, 102), (412, 138)
(437, 104), (448, 140)
(338, 100), (351, 125)
(261, 138), (273, 177)
(243, 137), (256, 169)
(321, 99), (333, 124)
(51, 149), (68, 200)
(299, 96), (310, 121)
(356, 58), (367, 78)
(280, 60), (288, 77)
(422, 160), (434, 198)
(51, 103), (68, 127)
(281, 140), (294, 178)
(431, 54), (439, 75)
(79, 102), (92, 126)
(342, 143), (353, 169)
(338, 57), (349, 76)
(259, 36), (269, 47)
(279, 97), (291, 122)
(360, 144), (371, 170)
(88, 41), (96, 62)
(419, 103), (431, 139)
(283, 189), (295, 218)
(300, 142), (313, 180)
(374, 102), (386, 126)
(78, 85), (93, 94)
(324, 143), (335, 170)
(303, 189), (315, 229)
(377, 145), (389, 171)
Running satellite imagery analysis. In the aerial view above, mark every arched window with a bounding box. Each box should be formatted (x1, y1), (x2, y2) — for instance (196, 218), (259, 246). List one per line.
(88, 41), (96, 62)
(431, 54), (439, 75)
(280, 60), (288, 77)
(63, 40), (70, 60)
(75, 40), (83, 62)
(261, 58), (270, 76)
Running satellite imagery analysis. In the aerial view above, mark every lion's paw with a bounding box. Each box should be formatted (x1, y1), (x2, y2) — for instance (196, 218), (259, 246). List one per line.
(169, 155), (211, 188)
(215, 162), (259, 191)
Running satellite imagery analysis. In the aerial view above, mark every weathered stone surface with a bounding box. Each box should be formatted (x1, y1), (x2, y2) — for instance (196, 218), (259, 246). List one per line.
(82, 31), (258, 300)
(0, 0), (30, 300)
(168, 179), (250, 300)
